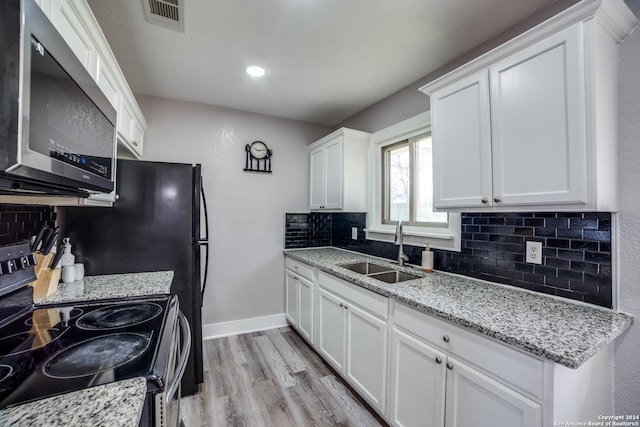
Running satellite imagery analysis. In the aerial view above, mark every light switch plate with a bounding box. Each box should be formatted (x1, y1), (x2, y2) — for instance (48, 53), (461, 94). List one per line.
(351, 227), (358, 240)
(526, 241), (543, 264)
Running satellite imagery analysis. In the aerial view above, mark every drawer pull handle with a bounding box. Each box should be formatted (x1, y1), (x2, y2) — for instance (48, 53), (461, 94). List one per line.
(446, 362), (453, 370)
(481, 197), (488, 204)
(494, 196), (501, 203)
(442, 335), (450, 343)
(435, 356), (442, 364)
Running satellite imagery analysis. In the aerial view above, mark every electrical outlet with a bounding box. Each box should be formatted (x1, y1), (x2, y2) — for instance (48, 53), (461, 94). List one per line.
(526, 241), (543, 264)
(351, 227), (358, 240)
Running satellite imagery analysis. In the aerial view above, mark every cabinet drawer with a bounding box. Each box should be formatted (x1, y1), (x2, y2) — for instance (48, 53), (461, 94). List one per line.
(319, 272), (388, 319)
(394, 302), (545, 400)
(285, 257), (314, 281)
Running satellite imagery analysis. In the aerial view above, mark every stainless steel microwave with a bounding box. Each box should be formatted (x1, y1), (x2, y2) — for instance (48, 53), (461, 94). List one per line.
(0, 0), (116, 196)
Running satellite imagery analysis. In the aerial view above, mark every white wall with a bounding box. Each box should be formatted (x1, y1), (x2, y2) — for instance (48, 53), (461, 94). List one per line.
(614, 26), (640, 413)
(136, 95), (331, 329)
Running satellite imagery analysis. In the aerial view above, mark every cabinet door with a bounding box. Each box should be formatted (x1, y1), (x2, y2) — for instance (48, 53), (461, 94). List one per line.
(388, 328), (446, 427)
(298, 276), (313, 343)
(316, 287), (346, 372)
(346, 302), (387, 413)
(95, 58), (119, 108)
(285, 270), (299, 327)
(444, 357), (542, 427)
(309, 146), (325, 209)
(131, 120), (144, 156)
(489, 24), (586, 207)
(323, 137), (343, 209)
(49, 1), (95, 74)
(431, 71), (493, 208)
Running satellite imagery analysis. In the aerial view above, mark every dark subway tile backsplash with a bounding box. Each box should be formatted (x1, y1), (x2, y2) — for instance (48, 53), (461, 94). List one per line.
(0, 204), (57, 246)
(285, 211), (613, 308)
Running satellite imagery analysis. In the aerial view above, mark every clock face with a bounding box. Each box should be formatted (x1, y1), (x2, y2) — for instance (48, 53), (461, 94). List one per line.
(250, 141), (269, 159)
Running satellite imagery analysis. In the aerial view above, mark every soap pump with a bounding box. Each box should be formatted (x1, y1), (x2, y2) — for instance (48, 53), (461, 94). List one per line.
(422, 243), (434, 273)
(60, 237), (75, 267)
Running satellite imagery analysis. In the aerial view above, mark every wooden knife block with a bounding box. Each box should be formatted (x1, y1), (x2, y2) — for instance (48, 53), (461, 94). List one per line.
(29, 253), (61, 298)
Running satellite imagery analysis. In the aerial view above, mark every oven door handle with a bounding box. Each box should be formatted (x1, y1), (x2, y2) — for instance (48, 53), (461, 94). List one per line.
(166, 311), (192, 405)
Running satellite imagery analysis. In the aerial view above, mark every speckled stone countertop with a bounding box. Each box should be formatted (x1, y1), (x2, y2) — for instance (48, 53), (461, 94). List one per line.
(0, 377), (147, 427)
(34, 271), (174, 305)
(284, 247), (633, 369)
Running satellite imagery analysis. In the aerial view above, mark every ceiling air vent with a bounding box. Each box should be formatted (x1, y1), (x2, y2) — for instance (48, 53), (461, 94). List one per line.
(142, 0), (184, 32)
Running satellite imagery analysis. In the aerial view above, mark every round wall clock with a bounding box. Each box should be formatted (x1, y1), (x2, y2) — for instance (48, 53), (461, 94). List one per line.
(244, 141), (272, 173)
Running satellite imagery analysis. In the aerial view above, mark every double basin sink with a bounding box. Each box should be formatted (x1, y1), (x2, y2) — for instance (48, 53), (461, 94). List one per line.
(339, 262), (421, 284)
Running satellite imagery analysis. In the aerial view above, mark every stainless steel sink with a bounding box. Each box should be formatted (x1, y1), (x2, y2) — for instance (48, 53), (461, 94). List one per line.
(368, 270), (421, 283)
(341, 262), (393, 275)
(340, 262), (421, 283)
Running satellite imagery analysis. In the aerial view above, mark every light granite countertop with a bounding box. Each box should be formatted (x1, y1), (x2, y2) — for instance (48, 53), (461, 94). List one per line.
(0, 377), (147, 427)
(33, 271), (174, 305)
(284, 247), (633, 369)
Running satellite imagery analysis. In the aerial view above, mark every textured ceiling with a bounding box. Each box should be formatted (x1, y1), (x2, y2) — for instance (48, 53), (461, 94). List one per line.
(89, 0), (560, 126)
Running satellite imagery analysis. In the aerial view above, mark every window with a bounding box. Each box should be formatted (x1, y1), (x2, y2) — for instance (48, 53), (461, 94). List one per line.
(382, 133), (447, 226)
(366, 112), (461, 252)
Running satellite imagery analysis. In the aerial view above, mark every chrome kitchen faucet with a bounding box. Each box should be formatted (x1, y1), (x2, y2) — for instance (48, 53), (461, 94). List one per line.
(395, 221), (409, 267)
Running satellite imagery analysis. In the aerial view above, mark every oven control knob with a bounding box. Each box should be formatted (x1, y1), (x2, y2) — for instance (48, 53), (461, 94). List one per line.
(1, 260), (16, 274)
(18, 256), (30, 269)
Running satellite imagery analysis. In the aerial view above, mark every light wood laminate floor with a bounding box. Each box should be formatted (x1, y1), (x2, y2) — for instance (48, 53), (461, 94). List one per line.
(180, 327), (388, 427)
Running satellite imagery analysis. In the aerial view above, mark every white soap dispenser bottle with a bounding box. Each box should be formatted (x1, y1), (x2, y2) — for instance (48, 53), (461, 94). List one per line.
(422, 243), (434, 273)
(60, 237), (75, 267)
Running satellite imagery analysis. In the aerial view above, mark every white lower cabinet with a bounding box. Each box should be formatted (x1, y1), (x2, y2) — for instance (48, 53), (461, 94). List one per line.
(316, 273), (388, 414)
(388, 327), (446, 427)
(389, 302), (543, 427)
(317, 287), (347, 370)
(285, 258), (314, 343)
(284, 258), (615, 426)
(444, 357), (541, 427)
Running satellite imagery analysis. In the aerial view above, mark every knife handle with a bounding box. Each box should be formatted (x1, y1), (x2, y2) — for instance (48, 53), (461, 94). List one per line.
(41, 227), (60, 255)
(31, 225), (49, 252)
(49, 244), (65, 269)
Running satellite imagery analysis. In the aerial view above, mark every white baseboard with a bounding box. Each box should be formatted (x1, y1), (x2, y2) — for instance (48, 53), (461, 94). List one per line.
(202, 313), (287, 340)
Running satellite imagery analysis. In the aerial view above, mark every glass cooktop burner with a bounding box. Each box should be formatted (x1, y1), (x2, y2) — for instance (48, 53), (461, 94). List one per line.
(43, 332), (151, 379)
(77, 303), (162, 330)
(0, 365), (13, 385)
(0, 328), (66, 357)
(25, 308), (83, 327)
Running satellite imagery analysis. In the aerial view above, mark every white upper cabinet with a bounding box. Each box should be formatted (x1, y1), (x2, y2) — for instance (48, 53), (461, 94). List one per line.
(309, 128), (371, 211)
(489, 25), (585, 208)
(430, 71), (492, 208)
(421, 0), (638, 212)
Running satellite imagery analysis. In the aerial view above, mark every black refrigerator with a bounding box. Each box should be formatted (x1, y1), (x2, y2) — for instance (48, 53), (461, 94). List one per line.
(57, 159), (208, 396)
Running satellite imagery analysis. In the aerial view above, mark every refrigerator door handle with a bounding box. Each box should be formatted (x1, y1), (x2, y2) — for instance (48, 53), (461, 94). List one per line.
(200, 181), (209, 242)
(200, 242), (209, 304)
(199, 180), (210, 303)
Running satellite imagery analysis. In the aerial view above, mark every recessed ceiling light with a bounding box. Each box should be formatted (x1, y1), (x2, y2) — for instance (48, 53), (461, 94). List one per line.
(246, 66), (265, 77)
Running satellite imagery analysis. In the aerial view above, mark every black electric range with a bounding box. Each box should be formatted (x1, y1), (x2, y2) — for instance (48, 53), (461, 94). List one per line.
(0, 242), (185, 427)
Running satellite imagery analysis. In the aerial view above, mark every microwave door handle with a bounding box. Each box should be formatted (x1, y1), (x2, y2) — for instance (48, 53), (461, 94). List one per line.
(165, 311), (192, 405)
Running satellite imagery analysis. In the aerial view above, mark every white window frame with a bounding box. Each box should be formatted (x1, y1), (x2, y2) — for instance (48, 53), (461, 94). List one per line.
(366, 112), (461, 251)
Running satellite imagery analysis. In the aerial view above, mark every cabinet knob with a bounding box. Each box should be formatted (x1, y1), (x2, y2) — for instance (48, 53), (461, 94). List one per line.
(481, 197), (488, 204)
(493, 196), (501, 203)
(344, 304), (348, 310)
(339, 303), (344, 308)
(294, 265), (298, 270)
(435, 356), (442, 364)
(442, 335), (450, 343)
(446, 362), (453, 370)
